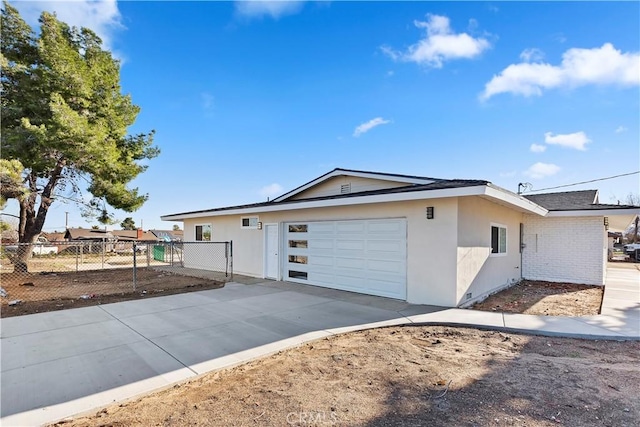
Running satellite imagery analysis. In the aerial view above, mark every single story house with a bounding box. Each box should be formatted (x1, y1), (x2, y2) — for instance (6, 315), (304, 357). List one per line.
(161, 168), (639, 307)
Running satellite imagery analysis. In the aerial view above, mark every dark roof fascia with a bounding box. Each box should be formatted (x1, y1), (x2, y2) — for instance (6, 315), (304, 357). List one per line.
(546, 204), (639, 212)
(163, 179), (489, 219)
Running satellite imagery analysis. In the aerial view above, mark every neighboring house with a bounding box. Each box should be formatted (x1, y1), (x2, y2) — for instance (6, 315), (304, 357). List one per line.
(150, 229), (183, 242)
(111, 229), (157, 242)
(64, 228), (115, 242)
(161, 168), (639, 307)
(42, 231), (65, 243)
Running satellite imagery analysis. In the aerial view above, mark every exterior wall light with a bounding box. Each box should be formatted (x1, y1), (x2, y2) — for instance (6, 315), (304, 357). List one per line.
(426, 207), (434, 219)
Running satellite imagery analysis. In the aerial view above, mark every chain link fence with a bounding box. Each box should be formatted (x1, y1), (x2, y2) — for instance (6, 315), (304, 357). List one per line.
(0, 240), (232, 313)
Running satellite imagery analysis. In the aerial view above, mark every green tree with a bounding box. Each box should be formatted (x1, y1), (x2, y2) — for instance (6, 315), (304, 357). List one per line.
(121, 217), (136, 230)
(1, 3), (159, 271)
(172, 224), (181, 231)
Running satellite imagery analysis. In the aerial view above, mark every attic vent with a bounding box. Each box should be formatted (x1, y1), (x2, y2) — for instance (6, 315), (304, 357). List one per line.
(340, 183), (351, 194)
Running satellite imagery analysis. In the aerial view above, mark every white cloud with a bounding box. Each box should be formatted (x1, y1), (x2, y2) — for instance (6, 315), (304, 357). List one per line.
(235, 1), (305, 19)
(519, 48), (545, 63)
(524, 162), (561, 179)
(615, 126), (627, 134)
(353, 117), (391, 137)
(13, 0), (123, 48)
(481, 43), (640, 100)
(544, 131), (591, 151)
(259, 183), (283, 199)
(530, 143), (547, 153)
(381, 14), (490, 68)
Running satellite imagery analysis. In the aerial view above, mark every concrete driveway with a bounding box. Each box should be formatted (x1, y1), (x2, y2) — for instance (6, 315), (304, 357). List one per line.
(2, 264), (638, 426)
(0, 280), (443, 426)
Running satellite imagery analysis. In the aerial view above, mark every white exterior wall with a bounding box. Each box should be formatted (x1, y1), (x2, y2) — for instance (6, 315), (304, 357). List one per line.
(456, 197), (524, 306)
(522, 215), (605, 285)
(184, 198), (460, 306)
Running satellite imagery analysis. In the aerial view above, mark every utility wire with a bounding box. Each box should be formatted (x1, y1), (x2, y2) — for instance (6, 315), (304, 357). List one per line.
(522, 171), (640, 193)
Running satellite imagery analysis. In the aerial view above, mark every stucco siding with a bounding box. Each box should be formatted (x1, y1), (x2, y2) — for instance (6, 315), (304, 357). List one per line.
(522, 215), (605, 285)
(290, 176), (413, 200)
(185, 198), (460, 306)
(456, 197), (524, 306)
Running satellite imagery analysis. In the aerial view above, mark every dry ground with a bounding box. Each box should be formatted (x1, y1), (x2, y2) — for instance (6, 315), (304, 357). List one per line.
(54, 326), (640, 427)
(470, 280), (604, 316)
(0, 268), (223, 317)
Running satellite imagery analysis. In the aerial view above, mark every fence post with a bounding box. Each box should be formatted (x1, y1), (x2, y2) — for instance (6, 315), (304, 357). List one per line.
(170, 242), (174, 266)
(133, 242), (137, 291)
(75, 244), (79, 272)
(146, 242), (150, 267)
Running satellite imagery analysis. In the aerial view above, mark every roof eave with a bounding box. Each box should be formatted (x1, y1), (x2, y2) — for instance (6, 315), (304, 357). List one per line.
(162, 184), (548, 221)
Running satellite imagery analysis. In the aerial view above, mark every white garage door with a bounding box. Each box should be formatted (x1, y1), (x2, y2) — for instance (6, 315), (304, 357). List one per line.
(284, 219), (407, 300)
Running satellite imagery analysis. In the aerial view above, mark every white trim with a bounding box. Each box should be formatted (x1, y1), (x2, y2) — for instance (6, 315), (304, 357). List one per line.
(194, 223), (212, 241)
(162, 185), (549, 221)
(490, 222), (508, 257)
(263, 223), (280, 280)
(271, 169), (436, 202)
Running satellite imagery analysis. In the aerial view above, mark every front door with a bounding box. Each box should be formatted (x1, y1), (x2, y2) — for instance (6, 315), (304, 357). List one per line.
(264, 224), (279, 279)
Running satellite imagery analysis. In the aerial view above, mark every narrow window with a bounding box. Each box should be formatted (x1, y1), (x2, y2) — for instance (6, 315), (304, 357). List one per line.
(288, 224), (308, 233)
(491, 225), (507, 254)
(288, 255), (308, 264)
(195, 224), (212, 241)
(288, 270), (308, 280)
(288, 240), (308, 248)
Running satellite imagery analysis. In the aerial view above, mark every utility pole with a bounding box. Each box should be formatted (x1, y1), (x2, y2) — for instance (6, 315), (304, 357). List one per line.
(65, 212), (69, 229)
(635, 216), (639, 243)
(141, 219), (144, 231)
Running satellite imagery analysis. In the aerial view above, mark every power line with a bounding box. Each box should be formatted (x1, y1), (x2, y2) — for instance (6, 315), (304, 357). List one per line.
(522, 171), (640, 193)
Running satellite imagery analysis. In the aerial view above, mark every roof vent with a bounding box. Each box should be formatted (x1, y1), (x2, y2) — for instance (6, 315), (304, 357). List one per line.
(340, 183), (351, 194)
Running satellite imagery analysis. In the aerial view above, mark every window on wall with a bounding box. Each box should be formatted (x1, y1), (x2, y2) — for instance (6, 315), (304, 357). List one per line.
(491, 225), (507, 254)
(195, 224), (212, 241)
(241, 217), (259, 229)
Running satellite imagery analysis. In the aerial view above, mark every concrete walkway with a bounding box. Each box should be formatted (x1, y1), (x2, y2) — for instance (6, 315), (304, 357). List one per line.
(1, 265), (638, 426)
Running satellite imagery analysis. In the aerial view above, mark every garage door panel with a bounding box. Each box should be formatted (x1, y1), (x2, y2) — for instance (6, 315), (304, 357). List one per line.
(367, 240), (405, 253)
(336, 221), (366, 234)
(367, 220), (405, 234)
(335, 257), (367, 269)
(310, 239), (334, 250)
(367, 259), (404, 273)
(309, 222), (334, 234)
(284, 219), (407, 300)
(309, 256), (333, 268)
(336, 240), (365, 250)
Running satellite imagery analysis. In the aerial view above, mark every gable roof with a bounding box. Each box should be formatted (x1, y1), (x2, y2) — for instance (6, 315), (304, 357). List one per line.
(161, 173), (549, 221)
(271, 168), (441, 202)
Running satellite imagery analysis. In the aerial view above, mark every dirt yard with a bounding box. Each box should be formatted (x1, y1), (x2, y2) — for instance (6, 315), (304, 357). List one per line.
(54, 326), (639, 427)
(0, 268), (224, 318)
(471, 280), (604, 316)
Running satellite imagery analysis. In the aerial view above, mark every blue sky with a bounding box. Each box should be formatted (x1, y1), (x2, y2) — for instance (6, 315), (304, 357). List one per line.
(5, 0), (640, 231)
